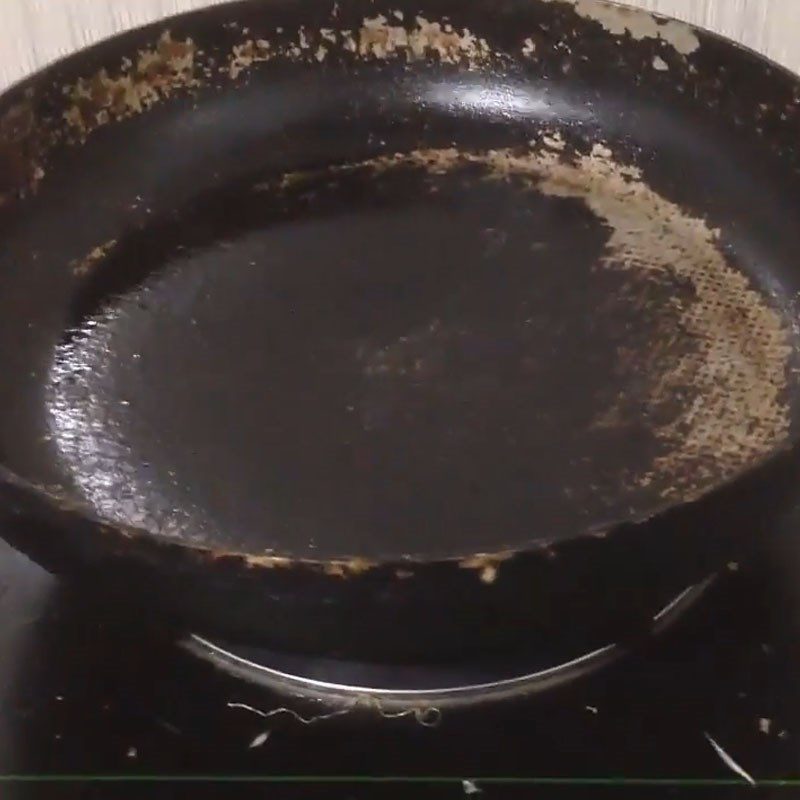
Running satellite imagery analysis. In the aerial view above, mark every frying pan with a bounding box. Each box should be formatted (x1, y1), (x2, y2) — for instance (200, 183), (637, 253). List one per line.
(1, 0), (800, 662)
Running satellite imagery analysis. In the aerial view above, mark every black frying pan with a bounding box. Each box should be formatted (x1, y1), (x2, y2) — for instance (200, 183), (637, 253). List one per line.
(1, 0), (800, 662)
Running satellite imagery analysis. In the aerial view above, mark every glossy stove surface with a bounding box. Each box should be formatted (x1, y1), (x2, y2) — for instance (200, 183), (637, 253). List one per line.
(1, 516), (800, 799)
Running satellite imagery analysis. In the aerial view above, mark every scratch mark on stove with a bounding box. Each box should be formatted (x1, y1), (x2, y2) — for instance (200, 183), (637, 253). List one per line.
(248, 730), (271, 749)
(704, 732), (756, 786)
(156, 717), (182, 735)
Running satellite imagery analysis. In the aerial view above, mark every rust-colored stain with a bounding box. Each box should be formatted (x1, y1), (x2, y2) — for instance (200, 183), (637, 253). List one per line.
(242, 552), (376, 577)
(0, 96), (45, 202)
(227, 38), (273, 78)
(358, 14), (491, 64)
(242, 553), (295, 569)
(541, 0), (700, 56)
(70, 238), (118, 277)
(0, 3), (707, 211)
(63, 31), (197, 140)
(459, 550), (516, 584)
(315, 141), (792, 506)
(322, 557), (375, 577)
(0, 11), (503, 201)
(223, 13), (493, 78)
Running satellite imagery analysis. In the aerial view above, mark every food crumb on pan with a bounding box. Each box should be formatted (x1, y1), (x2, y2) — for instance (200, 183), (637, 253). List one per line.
(653, 55), (669, 71)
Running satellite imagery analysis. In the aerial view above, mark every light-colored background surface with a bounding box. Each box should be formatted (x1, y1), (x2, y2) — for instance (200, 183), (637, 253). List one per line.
(1, 0), (799, 91)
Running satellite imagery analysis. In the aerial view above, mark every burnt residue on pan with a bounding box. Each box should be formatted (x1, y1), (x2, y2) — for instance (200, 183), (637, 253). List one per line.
(542, 0), (700, 56)
(16, 12), (501, 164)
(62, 32), (198, 141)
(3, 0), (800, 199)
(0, 95), (46, 204)
(272, 142), (793, 505)
(70, 239), (118, 277)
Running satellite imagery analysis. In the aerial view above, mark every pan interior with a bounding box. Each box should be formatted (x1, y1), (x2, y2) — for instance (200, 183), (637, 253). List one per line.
(34, 140), (795, 560)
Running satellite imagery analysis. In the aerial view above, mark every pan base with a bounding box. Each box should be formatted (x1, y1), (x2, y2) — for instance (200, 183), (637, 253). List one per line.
(185, 576), (714, 709)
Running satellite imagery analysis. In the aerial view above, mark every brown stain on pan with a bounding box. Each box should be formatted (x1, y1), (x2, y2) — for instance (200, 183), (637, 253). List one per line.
(0, 96), (46, 202)
(7, 467), (519, 582)
(316, 143), (793, 505)
(459, 551), (516, 584)
(0, 10), (500, 185)
(240, 549), (514, 581)
(227, 38), (274, 79)
(541, 0), (700, 56)
(239, 553), (294, 569)
(321, 557), (376, 577)
(208, 539), (514, 582)
(70, 238), (118, 277)
(63, 31), (197, 140)
(358, 14), (491, 64)
(223, 14), (493, 77)
(241, 552), (375, 577)
(2, 2), (703, 200)
(0, 29), (197, 202)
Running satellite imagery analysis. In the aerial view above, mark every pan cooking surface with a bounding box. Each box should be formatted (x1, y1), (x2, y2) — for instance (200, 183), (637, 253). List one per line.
(40, 149), (797, 558)
(2, 0), (800, 563)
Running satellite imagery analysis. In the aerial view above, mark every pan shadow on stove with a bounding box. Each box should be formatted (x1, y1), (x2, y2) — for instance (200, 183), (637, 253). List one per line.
(0, 523), (798, 797)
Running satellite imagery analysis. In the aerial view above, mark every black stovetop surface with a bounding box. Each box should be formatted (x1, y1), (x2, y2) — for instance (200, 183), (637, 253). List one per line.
(2, 509), (800, 800)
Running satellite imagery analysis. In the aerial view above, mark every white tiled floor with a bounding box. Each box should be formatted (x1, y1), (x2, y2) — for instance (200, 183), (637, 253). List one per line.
(1, 0), (799, 91)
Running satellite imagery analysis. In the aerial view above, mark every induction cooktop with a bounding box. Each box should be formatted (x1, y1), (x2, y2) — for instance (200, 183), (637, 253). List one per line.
(0, 501), (799, 800)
